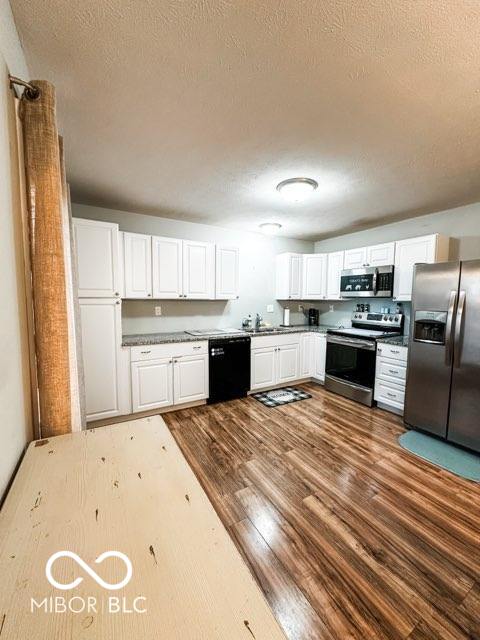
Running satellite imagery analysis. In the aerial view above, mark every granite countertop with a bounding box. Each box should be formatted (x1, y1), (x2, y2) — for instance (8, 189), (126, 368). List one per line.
(377, 335), (409, 347)
(122, 324), (335, 347)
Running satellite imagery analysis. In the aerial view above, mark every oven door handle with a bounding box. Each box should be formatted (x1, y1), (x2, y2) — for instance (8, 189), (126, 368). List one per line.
(372, 268), (378, 295)
(327, 335), (375, 351)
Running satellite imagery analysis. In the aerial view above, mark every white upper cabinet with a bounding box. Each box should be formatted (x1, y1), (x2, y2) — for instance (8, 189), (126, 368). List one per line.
(73, 218), (121, 297)
(366, 242), (395, 267)
(276, 253), (302, 299)
(394, 234), (450, 301)
(344, 242), (395, 269)
(343, 246), (368, 270)
(215, 245), (239, 300)
(302, 254), (327, 300)
(326, 251), (344, 300)
(152, 236), (183, 299)
(182, 240), (215, 299)
(124, 232), (152, 298)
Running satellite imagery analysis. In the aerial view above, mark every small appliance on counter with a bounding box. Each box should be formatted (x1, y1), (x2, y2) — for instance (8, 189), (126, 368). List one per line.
(325, 311), (404, 406)
(340, 265), (394, 298)
(208, 336), (251, 403)
(308, 308), (319, 326)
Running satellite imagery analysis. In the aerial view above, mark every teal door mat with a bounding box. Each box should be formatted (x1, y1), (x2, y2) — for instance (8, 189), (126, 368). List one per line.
(399, 430), (480, 482)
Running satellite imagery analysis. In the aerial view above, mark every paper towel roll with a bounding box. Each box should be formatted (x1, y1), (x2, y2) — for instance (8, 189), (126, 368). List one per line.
(283, 308), (290, 326)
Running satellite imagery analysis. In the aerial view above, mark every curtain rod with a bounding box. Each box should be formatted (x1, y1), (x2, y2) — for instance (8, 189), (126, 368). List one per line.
(9, 75), (41, 100)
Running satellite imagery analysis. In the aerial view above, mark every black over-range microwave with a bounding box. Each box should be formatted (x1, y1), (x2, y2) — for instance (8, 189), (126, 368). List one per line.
(340, 265), (394, 298)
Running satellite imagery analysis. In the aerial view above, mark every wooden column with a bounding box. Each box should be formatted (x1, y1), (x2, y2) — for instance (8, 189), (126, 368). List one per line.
(19, 81), (72, 437)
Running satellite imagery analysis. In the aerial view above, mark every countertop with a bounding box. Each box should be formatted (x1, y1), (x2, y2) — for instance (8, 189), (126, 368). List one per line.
(122, 324), (335, 347)
(377, 335), (409, 347)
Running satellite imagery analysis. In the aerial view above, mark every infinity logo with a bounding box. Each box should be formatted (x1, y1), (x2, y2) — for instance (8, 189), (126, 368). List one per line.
(46, 551), (133, 591)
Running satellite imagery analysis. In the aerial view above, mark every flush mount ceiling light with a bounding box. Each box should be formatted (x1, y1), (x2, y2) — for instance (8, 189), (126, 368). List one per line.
(259, 222), (282, 234)
(276, 177), (318, 202)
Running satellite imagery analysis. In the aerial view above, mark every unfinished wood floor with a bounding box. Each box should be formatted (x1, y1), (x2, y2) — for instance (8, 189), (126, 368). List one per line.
(164, 383), (480, 640)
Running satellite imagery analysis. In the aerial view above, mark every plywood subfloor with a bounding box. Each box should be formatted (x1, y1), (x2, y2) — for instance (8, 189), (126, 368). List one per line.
(164, 382), (480, 640)
(0, 416), (286, 639)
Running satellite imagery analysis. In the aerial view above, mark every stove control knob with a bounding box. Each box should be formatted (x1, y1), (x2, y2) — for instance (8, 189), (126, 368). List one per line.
(388, 317), (393, 321)
(383, 315), (388, 320)
(394, 315), (399, 322)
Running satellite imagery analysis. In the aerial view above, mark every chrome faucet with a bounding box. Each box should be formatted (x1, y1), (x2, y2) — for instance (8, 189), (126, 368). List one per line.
(255, 313), (262, 330)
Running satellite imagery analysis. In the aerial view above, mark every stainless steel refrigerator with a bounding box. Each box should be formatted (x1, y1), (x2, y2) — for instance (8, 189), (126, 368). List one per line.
(404, 260), (480, 453)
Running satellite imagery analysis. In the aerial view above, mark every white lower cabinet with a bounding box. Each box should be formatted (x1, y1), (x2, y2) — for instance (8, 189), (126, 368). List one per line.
(131, 358), (173, 412)
(300, 334), (314, 377)
(251, 347), (277, 390)
(313, 333), (327, 382)
(374, 343), (408, 414)
(80, 298), (124, 422)
(130, 341), (208, 412)
(173, 355), (209, 404)
(277, 343), (300, 384)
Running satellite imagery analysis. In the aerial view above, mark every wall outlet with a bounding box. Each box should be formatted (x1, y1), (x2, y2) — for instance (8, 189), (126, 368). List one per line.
(329, 305), (334, 312)
(298, 305), (304, 313)
(266, 304), (274, 313)
(154, 306), (162, 317)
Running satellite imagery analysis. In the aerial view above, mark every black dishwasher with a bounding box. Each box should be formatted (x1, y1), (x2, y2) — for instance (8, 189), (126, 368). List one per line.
(208, 336), (251, 403)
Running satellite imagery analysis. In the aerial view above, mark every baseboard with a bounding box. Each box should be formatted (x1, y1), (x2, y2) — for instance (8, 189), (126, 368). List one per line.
(248, 377), (323, 395)
(88, 399), (207, 428)
(376, 401), (404, 416)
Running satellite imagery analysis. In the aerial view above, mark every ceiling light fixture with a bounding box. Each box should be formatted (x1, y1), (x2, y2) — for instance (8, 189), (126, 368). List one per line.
(276, 177), (318, 202)
(259, 222), (282, 234)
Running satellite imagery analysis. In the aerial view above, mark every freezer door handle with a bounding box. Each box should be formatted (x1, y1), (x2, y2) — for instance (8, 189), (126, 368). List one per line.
(453, 290), (466, 368)
(445, 290), (457, 366)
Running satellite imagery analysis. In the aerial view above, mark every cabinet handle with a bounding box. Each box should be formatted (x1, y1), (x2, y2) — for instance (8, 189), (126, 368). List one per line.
(388, 369), (399, 375)
(193, 346), (201, 350)
(386, 392), (396, 398)
(140, 350), (151, 354)
(115, 291), (119, 296)
(169, 360), (173, 364)
(147, 293), (152, 297)
(391, 349), (400, 354)
(116, 300), (120, 305)
(174, 359), (178, 363)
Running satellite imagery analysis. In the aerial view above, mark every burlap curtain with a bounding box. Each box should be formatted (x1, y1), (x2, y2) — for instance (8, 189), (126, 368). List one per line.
(19, 80), (84, 436)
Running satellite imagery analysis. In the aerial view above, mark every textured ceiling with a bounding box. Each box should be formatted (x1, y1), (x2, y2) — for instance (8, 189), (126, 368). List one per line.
(11, 0), (480, 240)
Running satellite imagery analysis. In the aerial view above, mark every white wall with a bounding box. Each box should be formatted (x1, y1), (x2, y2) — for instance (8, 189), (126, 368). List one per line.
(0, 2), (33, 501)
(314, 203), (480, 260)
(72, 203), (314, 333)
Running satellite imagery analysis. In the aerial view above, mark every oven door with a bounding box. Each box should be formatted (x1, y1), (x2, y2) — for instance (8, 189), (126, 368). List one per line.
(325, 334), (376, 406)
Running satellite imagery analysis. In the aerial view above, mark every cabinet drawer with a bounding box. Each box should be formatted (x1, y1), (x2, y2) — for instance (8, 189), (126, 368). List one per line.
(251, 332), (301, 349)
(377, 359), (407, 383)
(375, 380), (405, 407)
(376, 343), (408, 362)
(131, 340), (208, 362)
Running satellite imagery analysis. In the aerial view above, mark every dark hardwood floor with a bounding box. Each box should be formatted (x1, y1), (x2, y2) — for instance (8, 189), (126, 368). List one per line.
(163, 382), (480, 640)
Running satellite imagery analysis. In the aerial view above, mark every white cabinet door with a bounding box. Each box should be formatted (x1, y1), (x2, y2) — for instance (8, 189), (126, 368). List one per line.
(302, 254), (327, 300)
(343, 247), (368, 269)
(313, 334), (327, 382)
(131, 358), (173, 412)
(73, 218), (120, 298)
(277, 343), (300, 384)
(79, 298), (122, 421)
(124, 232), (152, 298)
(300, 334), (314, 377)
(393, 235), (438, 301)
(152, 236), (182, 299)
(251, 347), (276, 390)
(173, 354), (209, 404)
(275, 253), (302, 299)
(216, 245), (239, 300)
(326, 251), (344, 299)
(183, 240), (215, 299)
(366, 242), (395, 267)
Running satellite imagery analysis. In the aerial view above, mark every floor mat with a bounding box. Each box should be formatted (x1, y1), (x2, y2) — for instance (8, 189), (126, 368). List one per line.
(253, 387), (312, 407)
(399, 430), (480, 482)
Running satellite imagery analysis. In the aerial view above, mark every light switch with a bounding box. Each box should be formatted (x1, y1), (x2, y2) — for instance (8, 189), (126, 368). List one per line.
(154, 306), (162, 316)
(266, 304), (274, 313)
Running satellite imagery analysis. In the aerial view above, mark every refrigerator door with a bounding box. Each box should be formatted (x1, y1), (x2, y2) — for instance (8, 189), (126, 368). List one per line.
(447, 260), (480, 452)
(404, 262), (460, 437)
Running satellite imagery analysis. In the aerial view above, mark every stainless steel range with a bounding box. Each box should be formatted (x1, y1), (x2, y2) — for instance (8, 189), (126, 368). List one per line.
(325, 312), (404, 406)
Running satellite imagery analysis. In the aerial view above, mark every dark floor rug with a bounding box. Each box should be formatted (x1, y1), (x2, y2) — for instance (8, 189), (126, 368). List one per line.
(253, 387), (312, 408)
